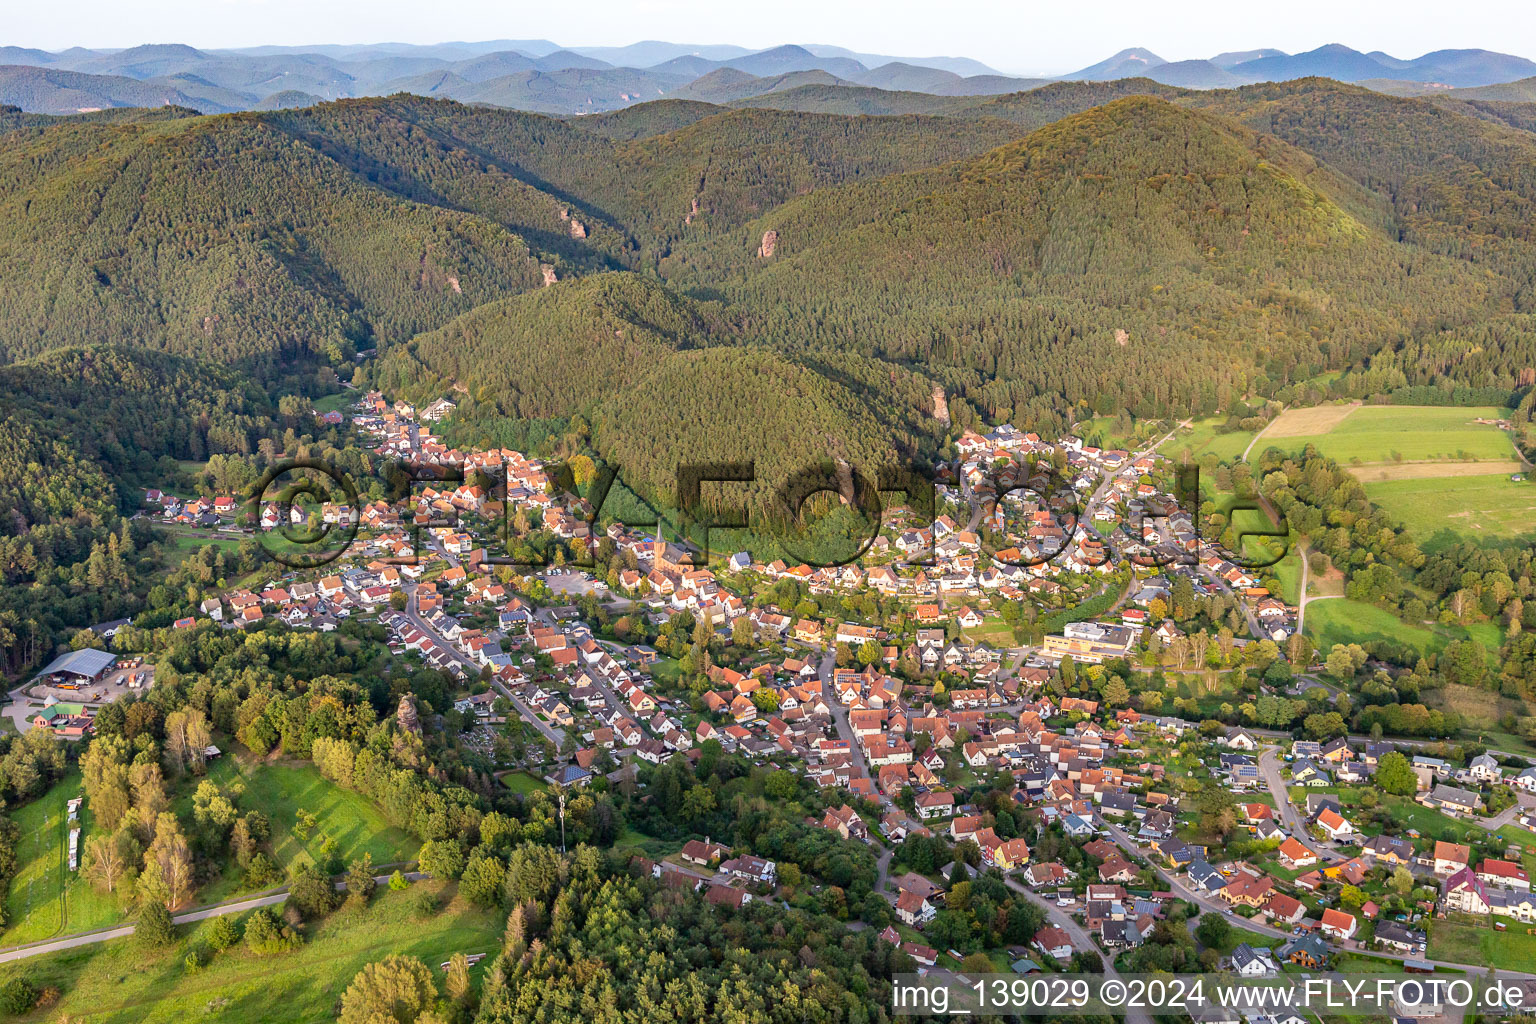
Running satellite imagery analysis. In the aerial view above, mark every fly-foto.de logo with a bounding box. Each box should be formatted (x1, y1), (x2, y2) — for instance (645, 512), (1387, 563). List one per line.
(245, 457), (1289, 572)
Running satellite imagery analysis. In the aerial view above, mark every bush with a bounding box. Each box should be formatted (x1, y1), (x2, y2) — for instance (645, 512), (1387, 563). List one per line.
(388, 870), (410, 891)
(0, 978), (35, 1014)
(285, 862), (341, 920)
(205, 914), (241, 952)
(417, 840), (465, 880)
(244, 852), (283, 890)
(410, 888), (438, 919)
(244, 908), (302, 956)
(184, 946), (209, 971)
(459, 852), (506, 908)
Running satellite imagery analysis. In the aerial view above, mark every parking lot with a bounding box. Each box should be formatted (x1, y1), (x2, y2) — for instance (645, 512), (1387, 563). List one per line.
(4, 663), (155, 734)
(29, 662), (154, 705)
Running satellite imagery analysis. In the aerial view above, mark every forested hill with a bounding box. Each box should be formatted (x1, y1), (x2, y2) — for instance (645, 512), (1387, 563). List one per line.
(260, 96), (1036, 260)
(374, 273), (717, 420)
(0, 346), (276, 527)
(656, 96), (1485, 431)
(374, 272), (940, 515)
(6, 79), (1536, 496)
(0, 346), (281, 675)
(0, 110), (554, 371)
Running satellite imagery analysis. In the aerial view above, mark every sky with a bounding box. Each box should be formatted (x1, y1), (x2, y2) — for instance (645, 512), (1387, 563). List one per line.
(9, 0), (1536, 76)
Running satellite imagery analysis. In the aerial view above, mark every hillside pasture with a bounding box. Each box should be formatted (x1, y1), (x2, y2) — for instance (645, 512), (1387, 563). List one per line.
(1264, 402), (1361, 438)
(1260, 405), (1516, 463)
(1169, 417), (1257, 463)
(1364, 472), (1536, 551)
(1304, 598), (1502, 658)
(0, 882), (500, 1024)
(1350, 461), (1525, 482)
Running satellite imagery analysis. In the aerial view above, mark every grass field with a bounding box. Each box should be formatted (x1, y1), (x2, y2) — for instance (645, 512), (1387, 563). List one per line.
(155, 531), (243, 559)
(1289, 786), (1483, 842)
(1304, 598), (1502, 658)
(498, 772), (547, 795)
(1078, 415), (1144, 451)
(190, 756), (416, 903)
(0, 881), (499, 1024)
(1210, 923), (1285, 953)
(961, 616), (1017, 647)
(1437, 684), (1536, 759)
(310, 392), (353, 416)
(649, 657), (684, 687)
(1270, 548), (1302, 604)
(1264, 403), (1361, 438)
(1262, 405), (1516, 463)
(1428, 915), (1536, 971)
(1169, 417), (1257, 463)
(1350, 461), (1525, 482)
(1363, 473), (1536, 551)
(1, 773), (126, 947)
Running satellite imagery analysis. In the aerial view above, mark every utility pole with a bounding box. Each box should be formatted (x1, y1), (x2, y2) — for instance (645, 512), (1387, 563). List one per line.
(557, 787), (567, 854)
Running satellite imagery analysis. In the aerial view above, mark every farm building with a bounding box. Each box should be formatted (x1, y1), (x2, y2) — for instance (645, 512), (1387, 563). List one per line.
(33, 648), (117, 686)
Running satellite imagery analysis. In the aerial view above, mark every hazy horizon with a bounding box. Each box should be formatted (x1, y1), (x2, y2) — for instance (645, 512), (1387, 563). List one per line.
(9, 0), (1536, 77)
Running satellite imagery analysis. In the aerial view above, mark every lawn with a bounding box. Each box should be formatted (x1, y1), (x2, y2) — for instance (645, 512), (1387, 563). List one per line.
(0, 881), (500, 1024)
(1428, 914), (1536, 971)
(310, 392), (353, 416)
(1078, 415), (1145, 451)
(1, 773), (127, 947)
(1270, 547), (1302, 604)
(1290, 786), (1488, 843)
(190, 756), (417, 903)
(649, 657), (684, 687)
(499, 771), (548, 795)
(1209, 921), (1284, 953)
(1269, 405), (1516, 464)
(612, 826), (674, 860)
(961, 616), (1017, 647)
(154, 530), (243, 560)
(1364, 473), (1536, 552)
(1171, 417), (1258, 463)
(1304, 598), (1501, 659)
(2, 774), (75, 945)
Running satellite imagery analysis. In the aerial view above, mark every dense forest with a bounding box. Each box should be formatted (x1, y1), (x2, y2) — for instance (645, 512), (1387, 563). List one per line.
(6, 81), (1536, 424)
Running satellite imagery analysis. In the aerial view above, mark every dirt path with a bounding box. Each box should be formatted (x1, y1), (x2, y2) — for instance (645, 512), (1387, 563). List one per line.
(1240, 413), (1276, 463)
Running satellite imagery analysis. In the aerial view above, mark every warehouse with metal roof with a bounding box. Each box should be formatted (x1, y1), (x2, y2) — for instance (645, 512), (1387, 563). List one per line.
(33, 648), (118, 682)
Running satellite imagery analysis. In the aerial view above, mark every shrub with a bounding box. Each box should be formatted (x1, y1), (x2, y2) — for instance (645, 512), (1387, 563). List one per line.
(0, 978), (35, 1014)
(205, 913), (241, 952)
(410, 888), (438, 919)
(244, 908), (302, 956)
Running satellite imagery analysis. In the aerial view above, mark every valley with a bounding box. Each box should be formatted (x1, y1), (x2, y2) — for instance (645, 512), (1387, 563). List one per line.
(5, 24), (1536, 1023)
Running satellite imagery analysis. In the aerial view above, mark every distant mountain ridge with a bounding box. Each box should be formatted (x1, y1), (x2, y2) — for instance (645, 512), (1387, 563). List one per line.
(4, 38), (1536, 116)
(1063, 43), (1536, 89)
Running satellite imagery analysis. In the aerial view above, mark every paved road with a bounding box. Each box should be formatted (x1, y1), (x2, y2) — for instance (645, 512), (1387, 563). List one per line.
(1240, 416), (1278, 464)
(1002, 875), (1153, 1024)
(811, 642), (925, 876)
(1294, 544), (1343, 635)
(400, 583), (566, 748)
(0, 872), (426, 964)
(1255, 746), (1335, 852)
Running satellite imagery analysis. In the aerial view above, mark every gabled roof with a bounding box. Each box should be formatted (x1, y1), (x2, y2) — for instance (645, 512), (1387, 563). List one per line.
(35, 648), (116, 678)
